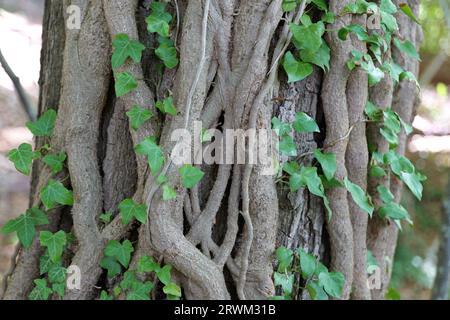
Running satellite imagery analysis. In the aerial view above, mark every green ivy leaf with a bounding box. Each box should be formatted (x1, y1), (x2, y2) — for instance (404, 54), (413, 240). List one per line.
(155, 37), (179, 69)
(155, 96), (177, 116)
(120, 271), (138, 290)
(146, 2), (172, 37)
(40, 230), (67, 263)
(379, 202), (411, 222)
(126, 105), (153, 130)
(306, 280), (328, 300)
(385, 287), (401, 300)
(276, 246), (293, 272)
(271, 117), (292, 136)
(360, 59), (385, 86)
(156, 265), (172, 285)
(8, 143), (40, 175)
(282, 0), (297, 12)
(393, 38), (420, 61)
(114, 72), (138, 97)
(104, 239), (134, 268)
(29, 279), (52, 300)
(314, 150), (336, 181)
(399, 3), (420, 24)
(138, 255), (161, 274)
(163, 283), (182, 297)
(135, 136), (165, 175)
(40, 251), (58, 275)
(293, 112), (320, 133)
(298, 248), (317, 279)
(40, 179), (74, 210)
(111, 34), (146, 69)
(311, 0), (328, 11)
(400, 171), (423, 200)
(118, 198), (148, 225)
(127, 281), (153, 300)
(100, 290), (113, 300)
(282, 51), (313, 83)
(381, 11), (398, 32)
(299, 40), (330, 72)
(48, 264), (67, 283)
(52, 282), (66, 298)
(279, 135), (297, 157)
(100, 256), (122, 278)
(162, 184), (177, 201)
(99, 212), (112, 224)
(274, 272), (294, 296)
(318, 271), (345, 298)
(179, 165), (205, 189)
(344, 177), (374, 216)
(377, 185), (395, 204)
(370, 165), (387, 178)
(380, 0), (397, 14)
(26, 109), (57, 137)
(290, 21), (325, 52)
(344, 0), (377, 14)
(42, 152), (66, 174)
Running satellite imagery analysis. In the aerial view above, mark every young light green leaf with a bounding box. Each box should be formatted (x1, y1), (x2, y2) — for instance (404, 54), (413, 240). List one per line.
(104, 239), (134, 268)
(39, 230), (67, 263)
(40, 179), (74, 210)
(112, 34), (146, 69)
(276, 246), (293, 272)
(135, 136), (165, 175)
(28, 279), (52, 300)
(146, 2), (172, 37)
(282, 51), (313, 83)
(400, 171), (423, 200)
(377, 185), (395, 203)
(126, 105), (153, 130)
(380, 0), (397, 14)
(344, 177), (374, 216)
(155, 96), (177, 116)
(26, 109), (57, 137)
(118, 198), (148, 225)
(379, 202), (411, 222)
(290, 21), (325, 52)
(298, 248), (317, 279)
(381, 11), (398, 32)
(293, 112), (320, 133)
(282, 0), (297, 12)
(299, 40), (330, 72)
(399, 3), (420, 24)
(271, 117), (291, 136)
(42, 152), (66, 174)
(114, 72), (138, 97)
(318, 271), (345, 298)
(393, 38), (420, 61)
(100, 256), (122, 278)
(279, 135), (297, 157)
(385, 287), (401, 300)
(163, 283), (182, 297)
(274, 272), (294, 296)
(157, 265), (172, 285)
(179, 165), (205, 189)
(8, 143), (40, 175)
(314, 149), (336, 181)
(48, 264), (67, 283)
(100, 212), (112, 224)
(163, 184), (177, 201)
(138, 255), (161, 274)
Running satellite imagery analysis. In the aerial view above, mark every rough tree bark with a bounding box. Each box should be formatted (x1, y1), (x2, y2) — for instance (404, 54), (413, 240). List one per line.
(1, 0), (422, 300)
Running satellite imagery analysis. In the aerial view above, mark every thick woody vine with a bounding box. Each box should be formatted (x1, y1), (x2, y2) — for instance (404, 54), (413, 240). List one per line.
(0, 0), (423, 300)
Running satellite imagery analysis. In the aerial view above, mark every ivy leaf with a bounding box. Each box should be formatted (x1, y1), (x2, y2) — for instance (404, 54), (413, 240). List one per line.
(8, 143), (40, 175)
(155, 96), (177, 116)
(48, 264), (67, 283)
(314, 150), (336, 181)
(307, 280), (328, 300)
(299, 40), (330, 72)
(156, 37), (179, 69)
(380, 0), (397, 14)
(279, 135), (297, 157)
(28, 279), (53, 300)
(138, 255), (161, 274)
(338, 24), (368, 41)
(400, 172), (423, 200)
(311, 0), (328, 11)
(127, 281), (153, 300)
(393, 38), (420, 61)
(344, 177), (374, 216)
(282, 0), (297, 12)
(298, 248), (317, 279)
(40, 251), (57, 275)
(344, 0), (377, 14)
(300, 167), (325, 198)
(120, 271), (138, 290)
(385, 287), (401, 300)
(163, 283), (182, 297)
(370, 165), (387, 178)
(111, 34), (146, 69)
(379, 203), (411, 222)
(282, 51), (313, 83)
(100, 212), (112, 224)
(377, 185), (395, 203)
(271, 117), (291, 136)
(179, 165), (204, 189)
(104, 239), (134, 268)
(381, 11), (398, 32)
(290, 21), (325, 52)
(135, 136), (165, 175)
(274, 272), (294, 296)
(114, 72), (138, 97)
(118, 198), (148, 225)
(40, 179), (74, 210)
(146, 2), (172, 37)
(156, 265), (172, 285)
(40, 230), (67, 262)
(276, 246), (293, 272)
(42, 152), (66, 174)
(126, 105), (153, 130)
(26, 109), (57, 137)
(399, 3), (420, 24)
(293, 112), (320, 133)
(100, 290), (113, 300)
(361, 59), (385, 86)
(318, 271), (345, 298)
(100, 256), (122, 278)
(163, 184), (177, 201)
(52, 282), (66, 298)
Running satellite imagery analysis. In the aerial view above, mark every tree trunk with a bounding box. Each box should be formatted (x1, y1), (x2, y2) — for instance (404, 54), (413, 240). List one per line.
(1, 0), (423, 300)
